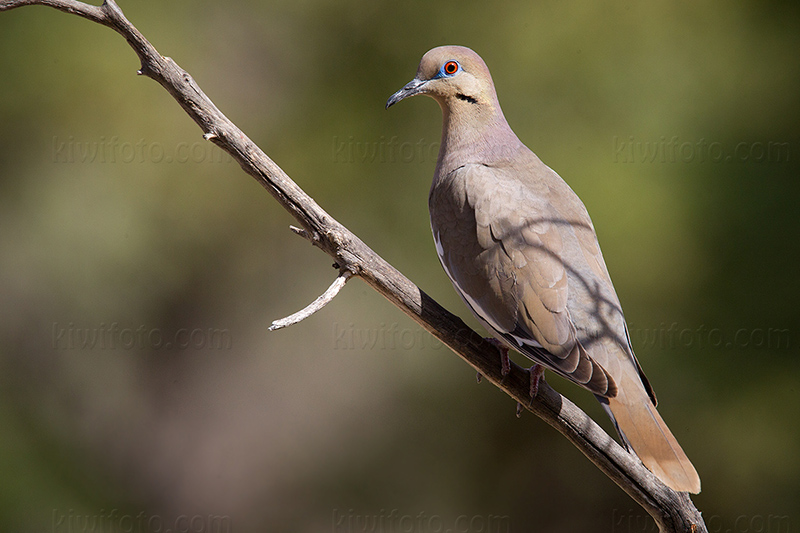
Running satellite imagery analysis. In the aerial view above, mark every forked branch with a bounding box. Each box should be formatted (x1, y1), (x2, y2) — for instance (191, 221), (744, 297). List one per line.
(0, 1), (705, 531)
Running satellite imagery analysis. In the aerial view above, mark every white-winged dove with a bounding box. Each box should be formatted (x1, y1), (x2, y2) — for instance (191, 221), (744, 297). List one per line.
(386, 46), (700, 493)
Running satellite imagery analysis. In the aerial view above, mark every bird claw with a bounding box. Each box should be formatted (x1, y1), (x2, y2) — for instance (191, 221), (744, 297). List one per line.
(516, 402), (523, 418)
(501, 352), (510, 376)
(528, 364), (544, 406)
(476, 372), (483, 384)
(484, 337), (510, 376)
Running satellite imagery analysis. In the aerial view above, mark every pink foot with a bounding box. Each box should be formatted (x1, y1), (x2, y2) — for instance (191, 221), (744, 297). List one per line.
(485, 337), (510, 376)
(529, 364), (544, 403)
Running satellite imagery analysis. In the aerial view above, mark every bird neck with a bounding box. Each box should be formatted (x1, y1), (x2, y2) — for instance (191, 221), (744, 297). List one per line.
(435, 98), (522, 178)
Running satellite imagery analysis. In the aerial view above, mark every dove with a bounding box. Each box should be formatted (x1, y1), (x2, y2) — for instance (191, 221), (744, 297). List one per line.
(386, 45), (700, 493)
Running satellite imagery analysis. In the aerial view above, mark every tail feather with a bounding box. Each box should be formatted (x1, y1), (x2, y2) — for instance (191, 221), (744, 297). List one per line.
(604, 387), (701, 493)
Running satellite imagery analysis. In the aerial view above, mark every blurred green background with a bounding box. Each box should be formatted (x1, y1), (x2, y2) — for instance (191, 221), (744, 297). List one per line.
(1, 1), (798, 532)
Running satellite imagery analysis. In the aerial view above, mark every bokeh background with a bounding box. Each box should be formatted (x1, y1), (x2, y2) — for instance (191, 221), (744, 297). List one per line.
(1, 2), (798, 532)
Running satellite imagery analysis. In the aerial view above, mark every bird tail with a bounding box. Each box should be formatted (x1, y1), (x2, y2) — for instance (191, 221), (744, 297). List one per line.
(599, 387), (701, 493)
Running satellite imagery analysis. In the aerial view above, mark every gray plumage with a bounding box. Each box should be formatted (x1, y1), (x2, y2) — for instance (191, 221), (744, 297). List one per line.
(387, 45), (700, 493)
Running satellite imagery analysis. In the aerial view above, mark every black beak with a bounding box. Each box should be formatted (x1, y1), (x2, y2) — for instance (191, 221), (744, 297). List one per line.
(386, 78), (428, 109)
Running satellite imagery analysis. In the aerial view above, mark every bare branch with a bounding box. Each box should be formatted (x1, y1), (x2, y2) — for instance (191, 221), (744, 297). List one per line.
(269, 271), (352, 331)
(1, 3), (707, 531)
(0, 0), (104, 22)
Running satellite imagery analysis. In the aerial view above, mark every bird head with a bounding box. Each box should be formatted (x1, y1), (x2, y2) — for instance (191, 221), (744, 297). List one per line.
(386, 46), (498, 110)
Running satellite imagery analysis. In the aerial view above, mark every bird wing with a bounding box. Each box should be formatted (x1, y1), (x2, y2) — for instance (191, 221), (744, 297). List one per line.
(430, 161), (624, 396)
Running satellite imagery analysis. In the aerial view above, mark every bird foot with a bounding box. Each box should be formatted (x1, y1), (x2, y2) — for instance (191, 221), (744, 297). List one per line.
(476, 372), (483, 384)
(515, 366), (545, 417)
(528, 364), (544, 404)
(484, 337), (510, 376)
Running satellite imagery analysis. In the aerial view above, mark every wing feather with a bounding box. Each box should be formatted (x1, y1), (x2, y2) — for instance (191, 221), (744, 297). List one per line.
(430, 163), (617, 396)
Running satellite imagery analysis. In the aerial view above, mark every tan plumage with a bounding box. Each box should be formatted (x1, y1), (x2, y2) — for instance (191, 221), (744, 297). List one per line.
(387, 45), (700, 493)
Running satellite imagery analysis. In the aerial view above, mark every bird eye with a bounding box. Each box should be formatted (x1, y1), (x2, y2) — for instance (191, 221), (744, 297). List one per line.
(443, 60), (459, 75)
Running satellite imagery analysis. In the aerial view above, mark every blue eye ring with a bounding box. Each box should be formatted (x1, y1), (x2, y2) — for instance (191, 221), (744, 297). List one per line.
(443, 60), (459, 75)
(436, 60), (461, 78)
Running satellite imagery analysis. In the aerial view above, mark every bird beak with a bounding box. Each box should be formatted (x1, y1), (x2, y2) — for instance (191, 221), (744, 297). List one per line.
(386, 78), (428, 109)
